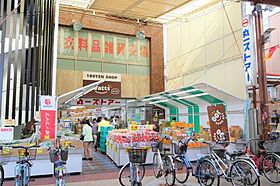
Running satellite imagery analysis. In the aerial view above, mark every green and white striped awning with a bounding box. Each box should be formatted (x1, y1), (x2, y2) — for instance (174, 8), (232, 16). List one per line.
(129, 83), (245, 133)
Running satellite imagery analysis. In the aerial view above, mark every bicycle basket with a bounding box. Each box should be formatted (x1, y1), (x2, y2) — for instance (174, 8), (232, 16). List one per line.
(0, 150), (10, 165)
(263, 140), (280, 153)
(151, 142), (163, 152)
(174, 144), (185, 155)
(127, 148), (148, 163)
(18, 149), (37, 161)
(49, 149), (68, 163)
(61, 150), (69, 161)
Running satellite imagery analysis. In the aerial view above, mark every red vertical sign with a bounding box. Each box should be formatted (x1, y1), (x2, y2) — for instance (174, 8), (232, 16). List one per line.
(40, 96), (56, 139)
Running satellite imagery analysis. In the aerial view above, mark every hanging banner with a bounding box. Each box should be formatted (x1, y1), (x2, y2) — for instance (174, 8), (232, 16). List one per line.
(242, 15), (257, 87)
(40, 96), (56, 140)
(207, 104), (229, 142)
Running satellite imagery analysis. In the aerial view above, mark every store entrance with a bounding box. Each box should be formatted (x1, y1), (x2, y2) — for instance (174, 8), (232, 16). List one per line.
(58, 97), (126, 175)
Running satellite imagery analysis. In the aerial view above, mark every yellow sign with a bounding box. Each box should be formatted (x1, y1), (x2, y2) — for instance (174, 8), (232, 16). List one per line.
(4, 119), (15, 126)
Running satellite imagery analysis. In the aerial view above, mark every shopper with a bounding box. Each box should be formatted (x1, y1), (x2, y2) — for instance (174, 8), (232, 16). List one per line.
(98, 117), (111, 132)
(91, 118), (98, 151)
(82, 119), (93, 161)
(96, 117), (102, 150)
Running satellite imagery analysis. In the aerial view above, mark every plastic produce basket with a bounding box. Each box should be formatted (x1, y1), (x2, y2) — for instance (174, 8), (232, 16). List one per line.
(263, 140), (280, 153)
(18, 149), (37, 161)
(151, 142), (163, 152)
(127, 148), (148, 163)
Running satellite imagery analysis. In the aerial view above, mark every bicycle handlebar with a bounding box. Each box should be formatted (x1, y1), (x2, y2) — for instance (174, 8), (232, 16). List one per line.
(12, 145), (40, 149)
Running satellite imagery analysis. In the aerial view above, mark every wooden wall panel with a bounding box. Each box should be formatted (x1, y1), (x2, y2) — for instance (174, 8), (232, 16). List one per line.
(56, 69), (83, 96)
(121, 74), (150, 98)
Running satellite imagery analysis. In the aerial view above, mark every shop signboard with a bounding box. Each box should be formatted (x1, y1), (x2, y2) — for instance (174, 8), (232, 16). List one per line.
(40, 96), (56, 140)
(242, 15), (257, 87)
(83, 72), (121, 98)
(0, 127), (14, 140)
(59, 27), (150, 64)
(74, 98), (124, 106)
(83, 71), (121, 82)
(207, 104), (229, 142)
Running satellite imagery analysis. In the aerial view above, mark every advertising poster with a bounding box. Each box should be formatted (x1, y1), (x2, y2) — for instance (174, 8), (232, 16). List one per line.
(40, 96), (56, 139)
(207, 104), (229, 142)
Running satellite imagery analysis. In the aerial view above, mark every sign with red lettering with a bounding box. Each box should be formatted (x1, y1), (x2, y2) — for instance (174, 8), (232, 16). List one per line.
(74, 98), (124, 106)
(40, 96), (56, 140)
(0, 127), (14, 140)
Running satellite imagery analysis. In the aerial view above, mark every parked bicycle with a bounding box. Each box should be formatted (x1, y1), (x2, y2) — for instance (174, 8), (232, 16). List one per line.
(172, 138), (205, 184)
(233, 138), (280, 183)
(49, 137), (71, 186)
(0, 146), (11, 186)
(196, 141), (260, 186)
(12, 145), (40, 186)
(151, 136), (175, 186)
(118, 145), (148, 186)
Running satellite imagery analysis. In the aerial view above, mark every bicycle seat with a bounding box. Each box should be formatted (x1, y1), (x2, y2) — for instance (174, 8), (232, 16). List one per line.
(226, 151), (244, 158)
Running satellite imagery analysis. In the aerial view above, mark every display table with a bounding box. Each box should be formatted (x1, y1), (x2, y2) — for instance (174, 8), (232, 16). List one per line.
(106, 140), (209, 166)
(106, 141), (154, 167)
(3, 149), (83, 178)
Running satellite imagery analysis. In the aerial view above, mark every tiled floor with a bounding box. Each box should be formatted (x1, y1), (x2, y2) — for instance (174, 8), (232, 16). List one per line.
(82, 150), (120, 174)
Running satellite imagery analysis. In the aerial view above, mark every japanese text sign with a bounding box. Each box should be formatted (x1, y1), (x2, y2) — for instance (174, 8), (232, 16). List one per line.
(59, 27), (150, 64)
(207, 105), (229, 142)
(40, 96), (56, 140)
(242, 15), (257, 87)
(0, 127), (14, 140)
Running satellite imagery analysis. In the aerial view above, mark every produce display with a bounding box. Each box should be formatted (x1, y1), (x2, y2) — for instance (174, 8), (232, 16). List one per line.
(107, 128), (159, 145)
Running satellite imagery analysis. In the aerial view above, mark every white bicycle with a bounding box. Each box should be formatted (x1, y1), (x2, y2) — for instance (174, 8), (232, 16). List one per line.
(152, 136), (175, 186)
(118, 146), (148, 186)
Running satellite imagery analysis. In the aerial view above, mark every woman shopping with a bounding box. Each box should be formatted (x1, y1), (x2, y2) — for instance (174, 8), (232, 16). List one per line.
(82, 119), (93, 161)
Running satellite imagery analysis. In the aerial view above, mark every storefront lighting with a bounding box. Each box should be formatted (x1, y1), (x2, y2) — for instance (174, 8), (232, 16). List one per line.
(142, 96), (162, 102)
(177, 93), (209, 100)
(149, 99), (169, 104)
(169, 88), (200, 96)
(127, 100), (136, 103)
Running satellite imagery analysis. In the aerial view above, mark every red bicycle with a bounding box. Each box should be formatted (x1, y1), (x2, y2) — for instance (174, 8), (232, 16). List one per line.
(235, 139), (280, 184)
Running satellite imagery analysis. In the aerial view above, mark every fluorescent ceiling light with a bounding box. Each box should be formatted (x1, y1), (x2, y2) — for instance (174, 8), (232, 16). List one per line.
(169, 88), (200, 96)
(127, 100), (136, 103)
(177, 93), (209, 100)
(142, 96), (161, 102)
(149, 99), (169, 104)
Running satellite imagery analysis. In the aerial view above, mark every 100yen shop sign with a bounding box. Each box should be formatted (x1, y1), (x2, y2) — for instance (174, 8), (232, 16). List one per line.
(83, 80), (121, 98)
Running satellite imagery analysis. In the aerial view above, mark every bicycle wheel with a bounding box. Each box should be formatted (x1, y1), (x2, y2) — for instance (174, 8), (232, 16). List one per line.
(230, 160), (260, 186)
(0, 165), (4, 186)
(118, 163), (145, 186)
(173, 155), (189, 183)
(262, 153), (280, 183)
(153, 153), (161, 178)
(197, 159), (219, 186)
(56, 167), (66, 186)
(164, 156), (175, 186)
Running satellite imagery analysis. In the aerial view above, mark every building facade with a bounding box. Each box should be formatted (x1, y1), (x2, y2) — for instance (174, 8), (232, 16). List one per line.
(0, 0), (54, 125)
